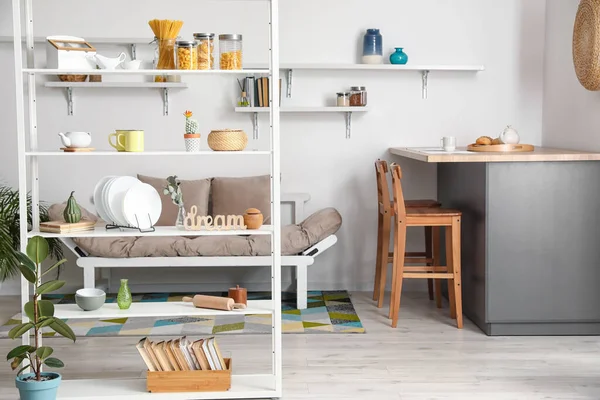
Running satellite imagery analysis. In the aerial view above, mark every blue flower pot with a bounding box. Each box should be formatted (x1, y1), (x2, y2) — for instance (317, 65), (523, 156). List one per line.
(15, 373), (61, 400)
(390, 47), (409, 65)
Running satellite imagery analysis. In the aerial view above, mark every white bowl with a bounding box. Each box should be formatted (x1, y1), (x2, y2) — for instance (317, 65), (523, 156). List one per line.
(122, 60), (142, 70)
(75, 288), (106, 311)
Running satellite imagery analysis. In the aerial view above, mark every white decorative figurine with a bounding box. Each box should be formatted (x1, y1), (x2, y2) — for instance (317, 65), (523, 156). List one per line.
(500, 125), (520, 145)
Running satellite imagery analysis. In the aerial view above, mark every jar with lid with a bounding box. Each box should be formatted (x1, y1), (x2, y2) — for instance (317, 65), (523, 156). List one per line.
(153, 36), (178, 82)
(193, 33), (215, 70)
(336, 92), (350, 107)
(350, 86), (367, 106)
(176, 41), (198, 70)
(219, 34), (243, 70)
(362, 29), (383, 64)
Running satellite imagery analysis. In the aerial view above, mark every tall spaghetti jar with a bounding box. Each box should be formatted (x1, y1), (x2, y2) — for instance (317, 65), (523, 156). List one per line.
(219, 34), (243, 70)
(153, 37), (177, 82)
(193, 33), (215, 70)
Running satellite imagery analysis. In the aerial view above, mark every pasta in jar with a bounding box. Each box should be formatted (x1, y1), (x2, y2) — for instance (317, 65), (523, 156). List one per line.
(219, 34), (243, 70)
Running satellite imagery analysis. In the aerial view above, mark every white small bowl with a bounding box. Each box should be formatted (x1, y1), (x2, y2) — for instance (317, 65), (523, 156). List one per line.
(122, 60), (142, 70)
(75, 288), (106, 311)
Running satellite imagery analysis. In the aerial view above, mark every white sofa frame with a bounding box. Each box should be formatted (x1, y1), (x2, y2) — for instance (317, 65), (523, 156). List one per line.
(60, 193), (337, 309)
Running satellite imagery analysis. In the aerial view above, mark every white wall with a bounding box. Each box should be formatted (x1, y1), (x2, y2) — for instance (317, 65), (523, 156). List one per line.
(0, 0), (547, 295)
(542, 0), (600, 150)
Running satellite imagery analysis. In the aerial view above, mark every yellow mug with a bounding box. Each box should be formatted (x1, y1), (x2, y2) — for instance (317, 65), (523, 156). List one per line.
(108, 130), (144, 152)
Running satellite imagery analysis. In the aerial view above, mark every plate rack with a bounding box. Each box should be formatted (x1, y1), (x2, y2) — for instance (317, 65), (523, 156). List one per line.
(9, 0), (282, 399)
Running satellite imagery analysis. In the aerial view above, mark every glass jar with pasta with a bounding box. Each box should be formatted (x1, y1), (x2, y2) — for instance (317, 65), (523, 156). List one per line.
(219, 34), (243, 70)
(176, 41), (198, 70)
(193, 33), (215, 70)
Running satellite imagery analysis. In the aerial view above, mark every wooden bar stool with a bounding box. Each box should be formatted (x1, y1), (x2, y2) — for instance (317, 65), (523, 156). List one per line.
(373, 160), (443, 310)
(388, 163), (463, 329)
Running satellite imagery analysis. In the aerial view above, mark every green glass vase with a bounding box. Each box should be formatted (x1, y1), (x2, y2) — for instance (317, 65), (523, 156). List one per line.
(117, 279), (132, 310)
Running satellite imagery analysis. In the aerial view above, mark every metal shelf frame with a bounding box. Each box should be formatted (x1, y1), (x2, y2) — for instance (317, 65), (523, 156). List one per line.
(10, 0), (282, 399)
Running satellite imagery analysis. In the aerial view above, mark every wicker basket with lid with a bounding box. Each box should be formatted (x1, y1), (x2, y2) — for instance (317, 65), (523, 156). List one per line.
(207, 129), (248, 151)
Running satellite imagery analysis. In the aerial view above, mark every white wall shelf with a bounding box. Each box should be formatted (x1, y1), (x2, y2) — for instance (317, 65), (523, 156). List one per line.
(54, 300), (273, 319)
(275, 63), (485, 99)
(26, 150), (270, 156)
(235, 106), (370, 139)
(25, 68), (268, 75)
(44, 81), (188, 116)
(28, 225), (273, 239)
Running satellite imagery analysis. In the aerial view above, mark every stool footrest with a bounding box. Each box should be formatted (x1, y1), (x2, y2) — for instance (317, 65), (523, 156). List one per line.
(404, 266), (447, 272)
(403, 272), (453, 279)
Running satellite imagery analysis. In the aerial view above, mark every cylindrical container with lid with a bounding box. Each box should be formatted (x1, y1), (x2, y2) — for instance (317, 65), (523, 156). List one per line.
(336, 92), (350, 107)
(219, 34), (243, 70)
(349, 86), (367, 106)
(176, 40), (198, 70)
(153, 37), (178, 82)
(193, 33), (215, 70)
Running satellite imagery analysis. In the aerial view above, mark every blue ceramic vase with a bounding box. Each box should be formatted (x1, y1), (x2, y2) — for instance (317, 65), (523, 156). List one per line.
(16, 372), (61, 400)
(362, 29), (383, 64)
(390, 48), (408, 65)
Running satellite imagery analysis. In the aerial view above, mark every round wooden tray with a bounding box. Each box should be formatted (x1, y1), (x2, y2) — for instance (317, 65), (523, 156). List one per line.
(467, 144), (535, 153)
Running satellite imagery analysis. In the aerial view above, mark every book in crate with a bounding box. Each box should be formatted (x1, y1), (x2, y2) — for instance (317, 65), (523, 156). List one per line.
(136, 336), (231, 393)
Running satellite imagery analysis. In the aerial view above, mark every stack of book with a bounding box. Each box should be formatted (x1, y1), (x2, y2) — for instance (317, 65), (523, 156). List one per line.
(136, 337), (227, 372)
(39, 220), (95, 234)
(243, 76), (282, 107)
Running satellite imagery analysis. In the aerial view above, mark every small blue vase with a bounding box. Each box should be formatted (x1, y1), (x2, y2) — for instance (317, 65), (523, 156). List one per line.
(390, 48), (408, 65)
(16, 372), (61, 400)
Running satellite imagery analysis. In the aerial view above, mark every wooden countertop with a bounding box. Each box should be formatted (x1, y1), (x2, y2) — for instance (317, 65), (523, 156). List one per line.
(389, 147), (600, 163)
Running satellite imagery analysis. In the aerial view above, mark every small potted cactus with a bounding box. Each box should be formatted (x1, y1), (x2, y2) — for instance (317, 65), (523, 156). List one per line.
(183, 110), (200, 152)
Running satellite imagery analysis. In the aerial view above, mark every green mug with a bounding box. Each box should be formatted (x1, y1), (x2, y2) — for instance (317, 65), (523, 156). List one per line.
(109, 130), (144, 152)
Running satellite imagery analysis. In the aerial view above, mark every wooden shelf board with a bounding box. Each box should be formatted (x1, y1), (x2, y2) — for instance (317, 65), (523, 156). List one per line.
(56, 374), (278, 399)
(54, 300), (274, 319)
(28, 225), (273, 238)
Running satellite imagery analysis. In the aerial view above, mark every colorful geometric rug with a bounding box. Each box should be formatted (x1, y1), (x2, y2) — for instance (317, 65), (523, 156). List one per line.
(0, 290), (365, 336)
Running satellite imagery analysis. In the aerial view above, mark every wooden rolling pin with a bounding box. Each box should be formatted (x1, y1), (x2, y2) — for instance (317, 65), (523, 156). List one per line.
(182, 295), (247, 311)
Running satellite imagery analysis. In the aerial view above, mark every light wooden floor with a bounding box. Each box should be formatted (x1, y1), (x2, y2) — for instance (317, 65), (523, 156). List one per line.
(1, 292), (600, 399)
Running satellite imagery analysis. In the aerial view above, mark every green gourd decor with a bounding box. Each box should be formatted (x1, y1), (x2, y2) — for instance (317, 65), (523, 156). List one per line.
(63, 191), (82, 223)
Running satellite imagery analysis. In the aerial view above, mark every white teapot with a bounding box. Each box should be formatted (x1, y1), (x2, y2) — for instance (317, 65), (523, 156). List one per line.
(500, 125), (520, 144)
(58, 132), (91, 148)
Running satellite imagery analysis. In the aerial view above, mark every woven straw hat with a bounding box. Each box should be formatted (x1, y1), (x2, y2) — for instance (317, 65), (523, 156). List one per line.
(573, 0), (600, 90)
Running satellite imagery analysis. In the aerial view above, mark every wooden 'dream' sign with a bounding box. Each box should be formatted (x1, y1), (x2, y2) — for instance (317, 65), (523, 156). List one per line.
(184, 205), (247, 231)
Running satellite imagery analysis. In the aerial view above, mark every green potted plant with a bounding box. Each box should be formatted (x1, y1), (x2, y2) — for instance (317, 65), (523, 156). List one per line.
(7, 236), (75, 400)
(0, 183), (63, 283)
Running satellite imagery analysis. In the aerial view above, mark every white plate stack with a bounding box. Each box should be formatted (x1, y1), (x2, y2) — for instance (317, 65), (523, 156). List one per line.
(93, 176), (162, 230)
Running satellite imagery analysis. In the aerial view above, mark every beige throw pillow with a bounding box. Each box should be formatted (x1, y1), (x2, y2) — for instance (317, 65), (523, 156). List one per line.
(211, 175), (271, 222)
(137, 174), (211, 226)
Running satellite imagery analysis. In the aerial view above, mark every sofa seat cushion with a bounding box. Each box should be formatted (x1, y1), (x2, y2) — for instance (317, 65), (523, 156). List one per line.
(48, 204), (341, 257)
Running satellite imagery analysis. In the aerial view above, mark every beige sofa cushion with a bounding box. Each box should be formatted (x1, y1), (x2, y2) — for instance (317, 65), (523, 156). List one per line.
(137, 175), (211, 226)
(211, 175), (271, 221)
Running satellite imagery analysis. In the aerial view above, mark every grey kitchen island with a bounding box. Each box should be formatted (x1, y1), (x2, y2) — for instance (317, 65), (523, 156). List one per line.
(390, 147), (600, 336)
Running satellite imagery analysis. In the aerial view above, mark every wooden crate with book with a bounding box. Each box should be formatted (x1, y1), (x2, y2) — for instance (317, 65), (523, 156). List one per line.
(136, 336), (232, 393)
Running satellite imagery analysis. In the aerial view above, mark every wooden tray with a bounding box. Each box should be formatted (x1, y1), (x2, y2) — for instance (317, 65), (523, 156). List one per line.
(60, 147), (95, 152)
(467, 144), (534, 153)
(147, 359), (232, 393)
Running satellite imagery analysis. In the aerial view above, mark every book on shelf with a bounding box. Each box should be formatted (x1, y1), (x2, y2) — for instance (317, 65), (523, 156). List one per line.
(253, 76), (282, 107)
(136, 337), (226, 372)
(39, 220), (95, 233)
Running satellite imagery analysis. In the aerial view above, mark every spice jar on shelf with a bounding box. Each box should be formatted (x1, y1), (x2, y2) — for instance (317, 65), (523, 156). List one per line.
(219, 34), (243, 70)
(193, 33), (215, 70)
(176, 40), (198, 70)
(349, 86), (367, 106)
(336, 92), (350, 107)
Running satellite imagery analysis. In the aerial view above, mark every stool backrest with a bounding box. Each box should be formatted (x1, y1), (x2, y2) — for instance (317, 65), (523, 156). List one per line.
(390, 163), (407, 219)
(375, 160), (392, 213)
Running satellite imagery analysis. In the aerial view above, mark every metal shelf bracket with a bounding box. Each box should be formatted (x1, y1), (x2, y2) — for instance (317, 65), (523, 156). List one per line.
(162, 87), (169, 116)
(251, 112), (259, 139)
(66, 87), (73, 116)
(130, 44), (137, 60)
(345, 112), (352, 139)
(286, 69), (293, 98)
(422, 70), (430, 99)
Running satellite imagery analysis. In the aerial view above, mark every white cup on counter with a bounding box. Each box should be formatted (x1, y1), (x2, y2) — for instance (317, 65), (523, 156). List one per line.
(441, 137), (456, 152)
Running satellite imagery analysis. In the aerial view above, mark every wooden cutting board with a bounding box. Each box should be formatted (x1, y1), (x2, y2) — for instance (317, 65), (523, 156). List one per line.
(467, 144), (534, 153)
(60, 147), (95, 152)
(40, 220), (96, 233)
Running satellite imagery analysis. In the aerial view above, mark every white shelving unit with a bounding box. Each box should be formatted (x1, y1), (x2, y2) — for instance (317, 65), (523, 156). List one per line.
(45, 82), (188, 116)
(10, 0), (282, 399)
(235, 106), (370, 139)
